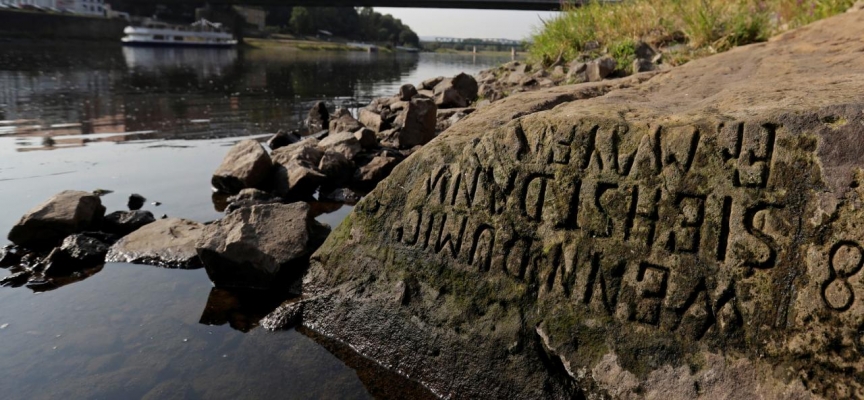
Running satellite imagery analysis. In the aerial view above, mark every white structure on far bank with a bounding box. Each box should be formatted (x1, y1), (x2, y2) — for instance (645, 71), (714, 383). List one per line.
(1, 0), (108, 16)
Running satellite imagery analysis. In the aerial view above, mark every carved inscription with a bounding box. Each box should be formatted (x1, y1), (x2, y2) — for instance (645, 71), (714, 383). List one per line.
(391, 119), (788, 341)
(823, 241), (864, 311)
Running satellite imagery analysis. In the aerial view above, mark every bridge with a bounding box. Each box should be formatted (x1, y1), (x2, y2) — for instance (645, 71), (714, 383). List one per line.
(131, 0), (577, 11)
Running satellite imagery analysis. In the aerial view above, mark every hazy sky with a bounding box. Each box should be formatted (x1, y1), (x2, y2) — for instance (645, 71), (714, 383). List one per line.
(374, 8), (560, 40)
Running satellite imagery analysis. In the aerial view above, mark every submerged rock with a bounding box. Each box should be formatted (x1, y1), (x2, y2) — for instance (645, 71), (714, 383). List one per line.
(197, 203), (331, 289)
(225, 188), (283, 213)
(128, 194), (146, 211)
(101, 210), (156, 236)
(297, 12), (864, 399)
(105, 218), (204, 269)
(211, 140), (272, 194)
(0, 245), (22, 268)
(8, 190), (106, 249)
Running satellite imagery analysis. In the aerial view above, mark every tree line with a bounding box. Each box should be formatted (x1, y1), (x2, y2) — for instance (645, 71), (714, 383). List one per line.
(269, 7), (420, 48)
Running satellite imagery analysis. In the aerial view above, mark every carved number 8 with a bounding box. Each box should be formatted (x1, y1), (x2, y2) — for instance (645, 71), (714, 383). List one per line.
(822, 241), (864, 312)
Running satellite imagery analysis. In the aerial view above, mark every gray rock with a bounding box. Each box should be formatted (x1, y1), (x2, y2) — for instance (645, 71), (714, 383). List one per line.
(102, 210), (156, 236)
(318, 150), (354, 183)
(266, 130), (301, 151)
(634, 41), (656, 59)
(354, 128), (377, 149)
(435, 87), (468, 109)
(42, 234), (108, 276)
(0, 245), (22, 268)
(211, 140), (272, 194)
(8, 190), (106, 249)
(587, 56), (617, 82)
(271, 140), (327, 197)
(354, 155), (400, 188)
(105, 218), (204, 269)
(317, 131), (362, 161)
(329, 113), (363, 134)
(359, 108), (388, 132)
(399, 84), (418, 101)
(305, 101), (329, 132)
(433, 73), (479, 104)
(319, 187), (363, 204)
(420, 76), (444, 90)
(389, 98), (437, 149)
(225, 188), (282, 213)
(196, 203), (331, 289)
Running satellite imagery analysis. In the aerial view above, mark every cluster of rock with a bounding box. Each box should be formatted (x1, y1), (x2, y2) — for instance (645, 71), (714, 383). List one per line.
(2, 190), (328, 291)
(476, 41), (665, 103)
(286, 10), (864, 399)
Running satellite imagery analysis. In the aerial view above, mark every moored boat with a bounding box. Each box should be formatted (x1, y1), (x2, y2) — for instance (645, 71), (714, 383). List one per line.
(121, 19), (237, 48)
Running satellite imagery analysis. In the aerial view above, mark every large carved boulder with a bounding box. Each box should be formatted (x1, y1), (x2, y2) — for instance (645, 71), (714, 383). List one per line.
(8, 190), (106, 249)
(297, 12), (864, 399)
(196, 203), (331, 289)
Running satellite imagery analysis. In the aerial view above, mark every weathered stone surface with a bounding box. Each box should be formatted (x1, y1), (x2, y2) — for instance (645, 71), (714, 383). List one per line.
(389, 98), (437, 149)
(359, 108), (389, 132)
(433, 72), (479, 105)
(106, 218), (204, 269)
(318, 150), (354, 184)
(353, 155), (400, 189)
(211, 140), (272, 194)
(329, 113), (363, 134)
(354, 128), (377, 149)
(299, 13), (864, 399)
(317, 132), (362, 161)
(420, 76), (444, 90)
(271, 140), (327, 198)
(266, 130), (301, 151)
(102, 210), (156, 236)
(8, 191), (106, 249)
(197, 203), (331, 289)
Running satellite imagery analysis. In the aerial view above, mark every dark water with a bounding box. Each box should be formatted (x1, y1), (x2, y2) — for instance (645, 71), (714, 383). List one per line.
(0, 42), (511, 399)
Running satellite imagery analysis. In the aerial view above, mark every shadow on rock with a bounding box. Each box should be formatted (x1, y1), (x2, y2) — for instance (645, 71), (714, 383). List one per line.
(297, 326), (438, 400)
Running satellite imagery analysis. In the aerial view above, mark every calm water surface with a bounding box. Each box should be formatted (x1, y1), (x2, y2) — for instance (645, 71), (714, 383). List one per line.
(0, 42), (512, 399)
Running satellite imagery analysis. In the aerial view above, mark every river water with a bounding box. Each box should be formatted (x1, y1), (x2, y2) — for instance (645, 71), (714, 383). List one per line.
(0, 42), (511, 399)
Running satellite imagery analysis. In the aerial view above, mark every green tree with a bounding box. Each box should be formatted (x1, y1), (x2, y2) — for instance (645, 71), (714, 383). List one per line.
(289, 7), (313, 35)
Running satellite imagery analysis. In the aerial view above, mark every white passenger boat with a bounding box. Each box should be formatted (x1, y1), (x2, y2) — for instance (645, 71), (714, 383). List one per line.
(121, 19), (237, 48)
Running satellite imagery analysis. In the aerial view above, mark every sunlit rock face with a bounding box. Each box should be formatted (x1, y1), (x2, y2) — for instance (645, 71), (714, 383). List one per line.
(296, 11), (864, 399)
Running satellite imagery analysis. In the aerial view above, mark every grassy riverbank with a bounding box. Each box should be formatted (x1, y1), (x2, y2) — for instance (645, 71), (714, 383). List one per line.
(531, 0), (855, 66)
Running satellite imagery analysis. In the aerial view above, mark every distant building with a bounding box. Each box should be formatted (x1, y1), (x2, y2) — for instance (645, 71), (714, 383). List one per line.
(2, 0), (108, 16)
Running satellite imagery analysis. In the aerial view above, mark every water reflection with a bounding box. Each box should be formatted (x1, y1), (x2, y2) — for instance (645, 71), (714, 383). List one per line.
(123, 47), (238, 77)
(199, 287), (296, 333)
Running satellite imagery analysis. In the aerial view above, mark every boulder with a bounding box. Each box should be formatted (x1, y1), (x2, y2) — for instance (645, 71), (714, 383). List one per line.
(271, 141), (327, 198)
(433, 73), (479, 104)
(634, 41), (656, 59)
(389, 98), (437, 149)
(296, 12), (864, 399)
(353, 155), (400, 188)
(0, 245), (22, 268)
(266, 130), (301, 151)
(105, 218), (204, 269)
(318, 150), (354, 183)
(42, 234), (109, 276)
(102, 210), (156, 236)
(8, 190), (106, 249)
(329, 113), (363, 134)
(196, 203), (331, 289)
(305, 101), (330, 132)
(632, 58), (656, 73)
(420, 76), (444, 90)
(225, 188), (282, 213)
(359, 108), (389, 132)
(211, 140), (272, 194)
(434, 87), (468, 109)
(587, 55), (617, 82)
(317, 131), (362, 161)
(354, 128), (377, 149)
(399, 84), (418, 101)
